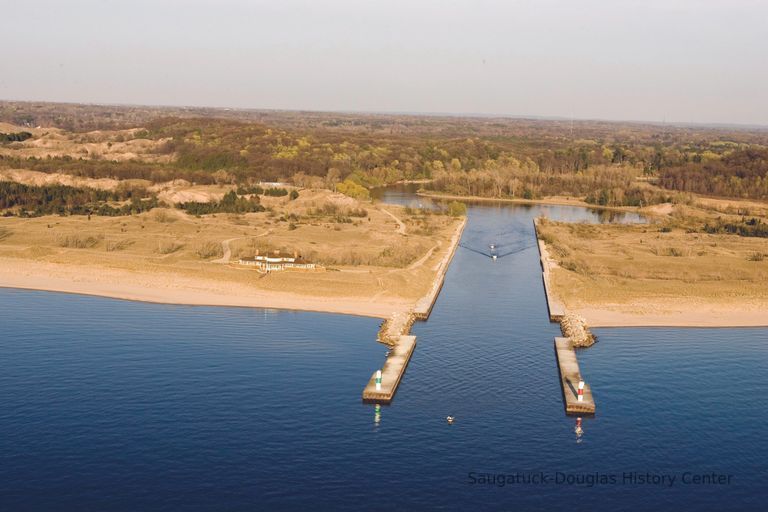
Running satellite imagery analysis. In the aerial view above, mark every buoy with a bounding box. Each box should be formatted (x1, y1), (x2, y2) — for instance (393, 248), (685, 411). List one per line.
(446, 416), (455, 424)
(577, 380), (584, 402)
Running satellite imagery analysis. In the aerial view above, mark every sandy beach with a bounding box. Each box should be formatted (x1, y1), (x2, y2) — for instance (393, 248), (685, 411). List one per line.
(0, 257), (407, 318)
(574, 304), (768, 328)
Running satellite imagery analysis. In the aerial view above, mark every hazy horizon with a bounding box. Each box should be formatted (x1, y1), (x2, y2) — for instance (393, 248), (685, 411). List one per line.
(2, 0), (766, 126)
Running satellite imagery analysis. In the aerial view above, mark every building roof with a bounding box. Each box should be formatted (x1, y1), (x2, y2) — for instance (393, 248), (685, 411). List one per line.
(240, 252), (309, 264)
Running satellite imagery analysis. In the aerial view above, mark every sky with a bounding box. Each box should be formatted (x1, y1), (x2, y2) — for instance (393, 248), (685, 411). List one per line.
(1, 0), (766, 125)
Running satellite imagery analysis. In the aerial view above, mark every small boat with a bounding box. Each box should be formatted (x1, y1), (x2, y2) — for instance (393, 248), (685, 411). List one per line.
(446, 416), (455, 424)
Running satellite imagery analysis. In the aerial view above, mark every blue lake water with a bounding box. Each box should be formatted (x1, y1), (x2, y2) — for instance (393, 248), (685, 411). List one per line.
(1, 191), (766, 511)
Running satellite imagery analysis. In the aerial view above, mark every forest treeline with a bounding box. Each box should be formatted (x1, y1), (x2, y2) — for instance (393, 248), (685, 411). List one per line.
(179, 190), (264, 215)
(0, 181), (279, 217)
(421, 146), (767, 204)
(659, 148), (768, 200)
(421, 164), (680, 206)
(0, 181), (292, 217)
(1, 102), (767, 203)
(0, 181), (157, 217)
(701, 216), (768, 238)
(0, 131), (33, 143)
(235, 185), (292, 196)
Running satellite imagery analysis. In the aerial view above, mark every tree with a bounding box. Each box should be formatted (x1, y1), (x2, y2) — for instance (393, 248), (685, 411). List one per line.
(447, 201), (467, 217)
(336, 180), (370, 200)
(325, 168), (341, 190)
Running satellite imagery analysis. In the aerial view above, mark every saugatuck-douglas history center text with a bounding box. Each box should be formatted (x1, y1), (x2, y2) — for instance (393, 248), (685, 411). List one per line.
(467, 471), (734, 488)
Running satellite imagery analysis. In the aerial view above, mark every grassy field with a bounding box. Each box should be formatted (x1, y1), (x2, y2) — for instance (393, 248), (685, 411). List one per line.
(536, 202), (768, 325)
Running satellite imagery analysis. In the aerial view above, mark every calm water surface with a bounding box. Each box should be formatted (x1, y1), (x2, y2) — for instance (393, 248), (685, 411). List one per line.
(1, 190), (766, 511)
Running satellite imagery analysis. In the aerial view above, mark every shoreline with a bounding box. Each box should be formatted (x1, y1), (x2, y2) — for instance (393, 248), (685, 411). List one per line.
(0, 284), (387, 319)
(416, 191), (640, 213)
(0, 263), (396, 319)
(0, 218), (468, 320)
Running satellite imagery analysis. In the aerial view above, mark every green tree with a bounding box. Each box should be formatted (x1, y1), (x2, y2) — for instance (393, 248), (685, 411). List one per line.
(447, 201), (467, 217)
(336, 180), (370, 200)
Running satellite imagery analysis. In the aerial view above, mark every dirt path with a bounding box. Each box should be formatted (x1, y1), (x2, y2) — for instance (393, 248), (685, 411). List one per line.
(407, 244), (438, 270)
(212, 238), (237, 263)
(212, 229), (272, 264)
(380, 208), (407, 235)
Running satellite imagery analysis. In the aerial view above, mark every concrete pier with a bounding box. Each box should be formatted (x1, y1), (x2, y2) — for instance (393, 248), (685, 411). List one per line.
(554, 337), (595, 415)
(414, 217), (466, 319)
(533, 219), (566, 321)
(363, 218), (465, 404)
(362, 335), (417, 403)
(535, 219), (597, 415)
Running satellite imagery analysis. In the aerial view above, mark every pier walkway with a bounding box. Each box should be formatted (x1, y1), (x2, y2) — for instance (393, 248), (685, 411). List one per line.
(532, 219), (566, 321)
(554, 337), (595, 415)
(362, 336), (416, 403)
